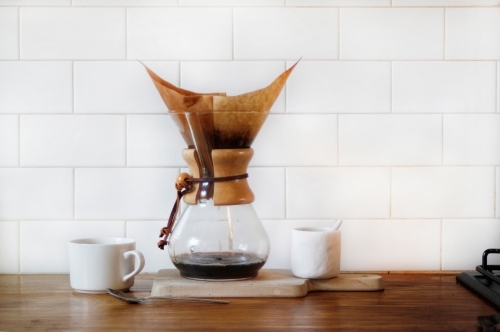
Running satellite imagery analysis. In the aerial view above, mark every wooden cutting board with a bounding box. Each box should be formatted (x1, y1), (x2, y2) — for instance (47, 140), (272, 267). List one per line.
(151, 269), (384, 298)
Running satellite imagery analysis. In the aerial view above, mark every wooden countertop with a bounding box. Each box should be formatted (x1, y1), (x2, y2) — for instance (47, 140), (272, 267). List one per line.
(0, 272), (497, 331)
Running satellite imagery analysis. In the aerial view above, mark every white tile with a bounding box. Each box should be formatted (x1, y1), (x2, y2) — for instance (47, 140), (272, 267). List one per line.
(20, 221), (125, 273)
(128, 8), (232, 60)
(181, 61), (286, 113)
(74, 61), (178, 114)
(0, 169), (73, 220)
(392, 167), (495, 218)
(181, 0), (284, 5)
(288, 61), (390, 114)
(340, 8), (443, 60)
(0, 8), (18, 59)
(0, 61), (72, 114)
(446, 8), (500, 60)
(497, 168), (500, 218)
(127, 115), (186, 167)
(234, 8), (338, 60)
(287, 167), (390, 219)
(341, 219), (441, 271)
(75, 168), (178, 220)
(394, 0), (500, 5)
(339, 114), (442, 166)
(287, 0), (390, 6)
(126, 220), (175, 273)
(21, 115), (126, 167)
(251, 114), (337, 167)
(393, 61), (496, 113)
(20, 8), (125, 60)
(0, 115), (19, 167)
(73, 0), (177, 5)
(442, 219), (500, 271)
(0, 0), (70, 5)
(248, 167), (286, 219)
(0, 221), (19, 273)
(263, 218), (440, 271)
(262, 219), (341, 269)
(444, 115), (500, 165)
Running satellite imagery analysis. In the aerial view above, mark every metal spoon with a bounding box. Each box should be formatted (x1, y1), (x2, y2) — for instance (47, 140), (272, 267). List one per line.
(106, 288), (229, 305)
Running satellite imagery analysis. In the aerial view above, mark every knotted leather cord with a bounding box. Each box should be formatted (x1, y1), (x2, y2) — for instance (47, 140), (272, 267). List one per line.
(157, 173), (249, 250)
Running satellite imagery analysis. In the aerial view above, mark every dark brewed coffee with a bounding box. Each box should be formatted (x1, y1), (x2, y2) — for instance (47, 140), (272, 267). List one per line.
(173, 252), (265, 280)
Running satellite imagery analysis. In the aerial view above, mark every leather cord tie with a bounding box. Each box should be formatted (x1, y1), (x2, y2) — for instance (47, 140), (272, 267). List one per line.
(157, 172), (249, 250)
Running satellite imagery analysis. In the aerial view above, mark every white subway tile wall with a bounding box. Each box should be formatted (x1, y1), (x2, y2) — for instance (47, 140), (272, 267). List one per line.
(1, 0), (499, 274)
(234, 8), (339, 60)
(20, 220), (125, 273)
(497, 167), (500, 219)
(392, 61), (496, 113)
(287, 167), (391, 219)
(443, 115), (500, 165)
(20, 8), (126, 60)
(75, 168), (177, 220)
(445, 8), (500, 60)
(339, 114), (442, 166)
(392, 167), (495, 218)
(0, 115), (18, 166)
(0, 221), (19, 273)
(127, 115), (186, 167)
(0, 8), (18, 60)
(127, 8), (232, 60)
(0, 61), (73, 113)
(442, 219), (500, 271)
(339, 8), (444, 60)
(0, 169), (73, 220)
(74, 61), (178, 114)
(20, 115), (126, 167)
(286, 61), (391, 113)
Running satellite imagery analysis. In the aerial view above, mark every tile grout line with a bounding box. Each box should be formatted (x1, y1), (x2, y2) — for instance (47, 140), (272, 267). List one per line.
(125, 115), (128, 167)
(440, 219), (443, 271)
(18, 220), (21, 273)
(17, 7), (20, 59)
(179, 61), (182, 88)
(337, 7), (340, 60)
(389, 167), (392, 218)
(496, 61), (498, 114)
(494, 167), (497, 218)
(284, 60), (288, 113)
(390, 61), (393, 113)
(336, 114), (340, 166)
(18, 115), (21, 167)
(125, 7), (128, 60)
(72, 61), (75, 114)
(441, 114), (444, 166)
(443, 7), (446, 60)
(73, 168), (76, 221)
(232, 7), (235, 61)
(284, 167), (287, 219)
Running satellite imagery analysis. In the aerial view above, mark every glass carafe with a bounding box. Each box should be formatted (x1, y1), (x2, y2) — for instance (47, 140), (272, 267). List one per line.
(168, 200), (269, 280)
(162, 111), (271, 280)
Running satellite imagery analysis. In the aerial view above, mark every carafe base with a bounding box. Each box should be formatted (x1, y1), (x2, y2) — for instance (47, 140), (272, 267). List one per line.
(173, 252), (266, 281)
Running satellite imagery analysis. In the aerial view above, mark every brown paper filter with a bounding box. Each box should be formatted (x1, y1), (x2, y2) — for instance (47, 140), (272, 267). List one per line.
(144, 60), (298, 205)
(142, 60), (299, 149)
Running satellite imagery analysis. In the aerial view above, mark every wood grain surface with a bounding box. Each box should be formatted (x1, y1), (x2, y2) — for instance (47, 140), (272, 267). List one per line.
(0, 273), (497, 331)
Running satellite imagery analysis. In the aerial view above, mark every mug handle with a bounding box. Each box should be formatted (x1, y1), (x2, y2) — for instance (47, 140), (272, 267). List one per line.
(122, 250), (145, 282)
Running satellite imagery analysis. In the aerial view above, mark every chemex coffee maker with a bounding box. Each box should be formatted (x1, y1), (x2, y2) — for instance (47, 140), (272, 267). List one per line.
(143, 62), (298, 281)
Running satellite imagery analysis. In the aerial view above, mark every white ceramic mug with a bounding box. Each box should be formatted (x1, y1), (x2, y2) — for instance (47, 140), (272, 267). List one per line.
(291, 227), (341, 279)
(68, 238), (145, 294)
